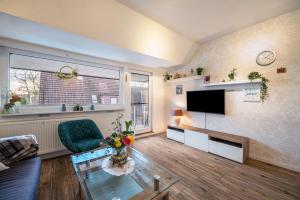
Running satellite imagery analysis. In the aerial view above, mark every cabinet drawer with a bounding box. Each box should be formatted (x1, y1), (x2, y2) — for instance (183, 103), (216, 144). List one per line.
(184, 130), (208, 152)
(167, 129), (184, 143)
(208, 140), (243, 163)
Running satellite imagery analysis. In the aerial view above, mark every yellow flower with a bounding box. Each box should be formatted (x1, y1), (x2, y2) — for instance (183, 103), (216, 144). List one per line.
(114, 137), (121, 141)
(115, 140), (122, 148)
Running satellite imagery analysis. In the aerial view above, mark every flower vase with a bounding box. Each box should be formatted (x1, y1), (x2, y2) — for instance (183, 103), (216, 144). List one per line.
(110, 147), (128, 167)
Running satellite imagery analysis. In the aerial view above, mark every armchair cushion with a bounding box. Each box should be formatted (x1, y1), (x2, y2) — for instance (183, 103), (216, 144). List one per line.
(74, 139), (102, 152)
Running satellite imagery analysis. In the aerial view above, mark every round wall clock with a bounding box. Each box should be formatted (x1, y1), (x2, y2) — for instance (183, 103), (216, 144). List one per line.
(256, 50), (276, 66)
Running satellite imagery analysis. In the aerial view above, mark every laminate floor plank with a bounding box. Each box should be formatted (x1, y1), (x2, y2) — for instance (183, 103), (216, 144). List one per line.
(37, 158), (53, 200)
(38, 134), (300, 200)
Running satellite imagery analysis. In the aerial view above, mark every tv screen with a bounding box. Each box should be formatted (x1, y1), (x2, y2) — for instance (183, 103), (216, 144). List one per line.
(187, 90), (225, 114)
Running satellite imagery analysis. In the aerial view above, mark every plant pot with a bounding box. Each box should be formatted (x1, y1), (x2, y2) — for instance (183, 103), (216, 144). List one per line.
(196, 68), (203, 76)
(110, 147), (128, 167)
(204, 75), (210, 83)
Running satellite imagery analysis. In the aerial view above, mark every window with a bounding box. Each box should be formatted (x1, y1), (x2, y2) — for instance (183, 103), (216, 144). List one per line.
(9, 54), (122, 107)
(130, 73), (150, 133)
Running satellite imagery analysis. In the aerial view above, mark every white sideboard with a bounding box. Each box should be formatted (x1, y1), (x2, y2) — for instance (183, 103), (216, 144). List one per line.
(184, 129), (208, 152)
(208, 139), (244, 163)
(166, 126), (185, 143)
(166, 125), (249, 163)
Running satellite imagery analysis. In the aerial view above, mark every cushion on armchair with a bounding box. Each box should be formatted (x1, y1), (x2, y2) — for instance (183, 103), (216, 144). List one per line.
(74, 139), (102, 152)
(58, 119), (104, 153)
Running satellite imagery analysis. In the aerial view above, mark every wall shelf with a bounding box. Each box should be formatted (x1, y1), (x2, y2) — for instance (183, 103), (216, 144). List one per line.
(203, 79), (261, 87)
(166, 75), (203, 83)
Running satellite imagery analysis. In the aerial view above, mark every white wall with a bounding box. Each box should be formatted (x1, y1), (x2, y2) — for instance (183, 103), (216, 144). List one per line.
(152, 74), (166, 133)
(0, 39), (167, 137)
(166, 9), (300, 172)
(0, 0), (195, 65)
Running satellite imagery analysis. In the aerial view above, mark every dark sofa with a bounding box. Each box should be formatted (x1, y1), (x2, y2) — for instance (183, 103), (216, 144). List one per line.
(0, 156), (41, 200)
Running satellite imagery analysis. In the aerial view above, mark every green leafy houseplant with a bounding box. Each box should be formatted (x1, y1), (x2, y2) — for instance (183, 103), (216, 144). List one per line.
(248, 72), (269, 102)
(196, 67), (203, 75)
(163, 72), (172, 81)
(228, 68), (237, 81)
(73, 104), (83, 111)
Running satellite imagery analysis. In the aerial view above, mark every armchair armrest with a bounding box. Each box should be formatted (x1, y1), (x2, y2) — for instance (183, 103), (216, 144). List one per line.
(58, 125), (78, 152)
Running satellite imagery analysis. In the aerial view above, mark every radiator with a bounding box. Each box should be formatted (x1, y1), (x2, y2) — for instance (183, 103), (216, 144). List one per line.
(0, 116), (87, 154)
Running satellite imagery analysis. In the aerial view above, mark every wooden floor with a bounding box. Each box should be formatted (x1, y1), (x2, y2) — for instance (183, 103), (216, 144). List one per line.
(38, 134), (300, 200)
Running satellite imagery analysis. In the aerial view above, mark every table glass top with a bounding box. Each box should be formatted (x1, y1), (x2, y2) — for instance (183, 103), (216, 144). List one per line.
(71, 147), (179, 200)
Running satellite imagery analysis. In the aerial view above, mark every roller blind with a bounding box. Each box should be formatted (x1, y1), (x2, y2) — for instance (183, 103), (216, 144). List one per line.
(9, 54), (120, 79)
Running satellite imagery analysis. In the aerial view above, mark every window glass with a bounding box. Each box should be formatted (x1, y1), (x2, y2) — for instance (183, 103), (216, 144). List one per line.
(9, 55), (121, 106)
(130, 73), (149, 131)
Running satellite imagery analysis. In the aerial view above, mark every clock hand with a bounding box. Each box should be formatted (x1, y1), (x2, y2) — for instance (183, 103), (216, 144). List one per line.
(264, 55), (272, 60)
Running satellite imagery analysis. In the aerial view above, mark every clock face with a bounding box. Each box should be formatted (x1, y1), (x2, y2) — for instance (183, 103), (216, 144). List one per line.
(256, 50), (276, 66)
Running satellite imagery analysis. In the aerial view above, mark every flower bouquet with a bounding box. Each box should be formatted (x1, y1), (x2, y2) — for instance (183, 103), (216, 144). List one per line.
(1, 92), (24, 114)
(105, 113), (134, 167)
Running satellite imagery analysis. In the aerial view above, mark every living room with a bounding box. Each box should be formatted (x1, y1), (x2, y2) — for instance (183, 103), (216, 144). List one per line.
(0, 0), (299, 200)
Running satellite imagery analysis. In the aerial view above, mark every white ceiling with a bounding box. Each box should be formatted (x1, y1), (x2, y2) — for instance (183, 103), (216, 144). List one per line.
(118, 0), (300, 42)
(0, 12), (174, 68)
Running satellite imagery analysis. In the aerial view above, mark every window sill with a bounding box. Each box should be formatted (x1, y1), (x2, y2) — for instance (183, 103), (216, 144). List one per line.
(0, 106), (124, 117)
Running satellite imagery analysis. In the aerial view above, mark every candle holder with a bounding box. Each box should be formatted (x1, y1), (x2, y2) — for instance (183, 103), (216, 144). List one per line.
(153, 175), (160, 191)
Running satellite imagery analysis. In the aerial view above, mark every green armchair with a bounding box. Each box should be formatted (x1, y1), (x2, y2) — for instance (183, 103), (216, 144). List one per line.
(58, 119), (104, 153)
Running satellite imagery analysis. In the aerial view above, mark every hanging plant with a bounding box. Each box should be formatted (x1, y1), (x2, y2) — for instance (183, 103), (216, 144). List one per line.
(248, 72), (269, 102)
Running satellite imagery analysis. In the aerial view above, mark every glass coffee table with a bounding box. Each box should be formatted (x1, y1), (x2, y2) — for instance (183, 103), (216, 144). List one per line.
(71, 147), (180, 200)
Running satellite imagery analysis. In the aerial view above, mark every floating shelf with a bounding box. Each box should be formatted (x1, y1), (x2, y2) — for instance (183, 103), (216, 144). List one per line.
(203, 80), (261, 87)
(166, 76), (203, 83)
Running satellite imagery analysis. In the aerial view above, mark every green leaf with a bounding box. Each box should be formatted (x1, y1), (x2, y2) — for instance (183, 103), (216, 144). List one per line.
(125, 120), (133, 132)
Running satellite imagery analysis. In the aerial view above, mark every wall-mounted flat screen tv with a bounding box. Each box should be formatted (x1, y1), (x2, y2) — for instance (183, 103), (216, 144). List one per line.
(186, 90), (225, 114)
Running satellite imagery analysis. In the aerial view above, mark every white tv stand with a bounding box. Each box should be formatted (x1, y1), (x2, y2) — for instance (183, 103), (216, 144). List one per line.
(167, 125), (249, 163)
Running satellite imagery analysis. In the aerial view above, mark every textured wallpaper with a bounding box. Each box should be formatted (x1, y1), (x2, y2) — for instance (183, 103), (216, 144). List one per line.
(166, 9), (300, 172)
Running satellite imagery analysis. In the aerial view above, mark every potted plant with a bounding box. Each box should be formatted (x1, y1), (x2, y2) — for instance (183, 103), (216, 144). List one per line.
(248, 72), (269, 102)
(163, 72), (172, 81)
(105, 113), (135, 167)
(173, 72), (182, 79)
(196, 67), (204, 75)
(228, 68), (237, 81)
(1, 103), (14, 114)
(190, 68), (195, 76)
(1, 93), (23, 114)
(73, 104), (83, 111)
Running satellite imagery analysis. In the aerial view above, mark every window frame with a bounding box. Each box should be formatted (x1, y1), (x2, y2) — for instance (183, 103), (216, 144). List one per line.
(129, 70), (152, 134)
(5, 48), (125, 115)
